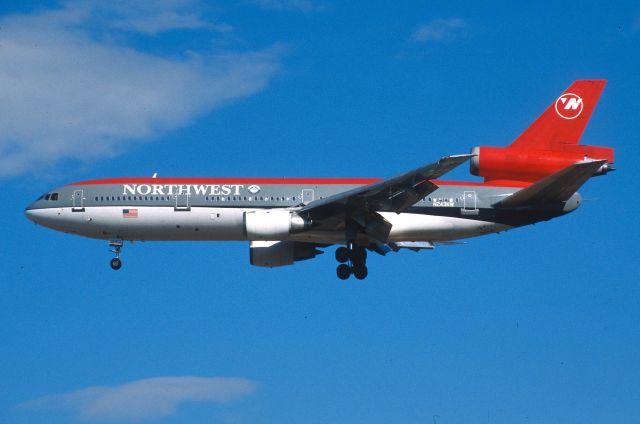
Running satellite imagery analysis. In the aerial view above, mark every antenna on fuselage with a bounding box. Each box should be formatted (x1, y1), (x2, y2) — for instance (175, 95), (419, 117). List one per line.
(152, 172), (158, 178)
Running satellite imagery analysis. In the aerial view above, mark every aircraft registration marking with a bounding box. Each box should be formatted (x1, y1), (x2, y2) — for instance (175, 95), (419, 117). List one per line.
(432, 197), (455, 207)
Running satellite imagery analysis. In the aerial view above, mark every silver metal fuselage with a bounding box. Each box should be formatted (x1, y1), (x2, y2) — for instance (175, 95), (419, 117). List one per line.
(24, 178), (578, 244)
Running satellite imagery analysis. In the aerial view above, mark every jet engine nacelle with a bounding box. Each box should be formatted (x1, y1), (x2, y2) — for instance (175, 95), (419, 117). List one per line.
(244, 209), (310, 240)
(470, 146), (614, 183)
(250, 240), (323, 267)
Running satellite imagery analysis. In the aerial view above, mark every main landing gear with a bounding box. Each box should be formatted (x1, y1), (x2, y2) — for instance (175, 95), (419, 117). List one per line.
(335, 244), (368, 280)
(109, 240), (123, 270)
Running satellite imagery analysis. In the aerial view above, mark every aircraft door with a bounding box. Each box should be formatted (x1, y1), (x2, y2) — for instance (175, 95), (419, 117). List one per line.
(175, 194), (190, 211)
(72, 189), (85, 212)
(302, 189), (314, 205)
(463, 191), (478, 213)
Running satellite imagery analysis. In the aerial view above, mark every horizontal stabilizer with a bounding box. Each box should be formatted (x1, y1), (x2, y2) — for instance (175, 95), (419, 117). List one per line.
(494, 160), (606, 208)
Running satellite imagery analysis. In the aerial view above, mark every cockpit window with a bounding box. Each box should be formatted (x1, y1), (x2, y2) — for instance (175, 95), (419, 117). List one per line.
(50, 193), (59, 201)
(44, 194), (51, 201)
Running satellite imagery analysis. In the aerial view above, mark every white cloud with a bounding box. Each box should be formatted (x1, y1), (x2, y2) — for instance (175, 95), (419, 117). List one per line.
(0, 2), (281, 177)
(249, 0), (326, 13)
(410, 17), (467, 43)
(21, 376), (258, 421)
(75, 0), (232, 34)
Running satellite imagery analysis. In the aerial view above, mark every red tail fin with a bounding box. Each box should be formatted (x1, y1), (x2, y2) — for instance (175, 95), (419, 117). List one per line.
(510, 80), (606, 150)
(470, 80), (614, 183)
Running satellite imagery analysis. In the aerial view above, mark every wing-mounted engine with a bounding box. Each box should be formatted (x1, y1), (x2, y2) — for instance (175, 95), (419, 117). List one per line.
(470, 80), (614, 183)
(250, 241), (324, 267)
(244, 210), (310, 240)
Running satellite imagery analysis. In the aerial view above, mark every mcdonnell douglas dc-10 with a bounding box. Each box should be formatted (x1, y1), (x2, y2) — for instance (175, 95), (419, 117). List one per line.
(25, 80), (614, 279)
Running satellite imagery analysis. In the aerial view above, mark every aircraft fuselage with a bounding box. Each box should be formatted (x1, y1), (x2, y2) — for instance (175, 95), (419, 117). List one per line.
(25, 177), (577, 244)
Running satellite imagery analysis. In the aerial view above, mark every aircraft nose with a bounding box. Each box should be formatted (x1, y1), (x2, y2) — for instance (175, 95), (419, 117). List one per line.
(24, 206), (39, 224)
(24, 201), (49, 224)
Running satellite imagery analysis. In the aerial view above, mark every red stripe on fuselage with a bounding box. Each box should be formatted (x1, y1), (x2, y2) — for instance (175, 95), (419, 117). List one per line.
(69, 177), (383, 186)
(68, 177), (530, 188)
(432, 179), (530, 188)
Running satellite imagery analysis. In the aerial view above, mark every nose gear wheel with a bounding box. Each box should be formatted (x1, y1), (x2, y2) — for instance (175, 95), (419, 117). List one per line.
(109, 240), (124, 270)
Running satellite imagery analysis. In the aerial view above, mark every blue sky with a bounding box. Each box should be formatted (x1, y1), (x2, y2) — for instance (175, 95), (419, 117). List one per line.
(1, 1), (639, 423)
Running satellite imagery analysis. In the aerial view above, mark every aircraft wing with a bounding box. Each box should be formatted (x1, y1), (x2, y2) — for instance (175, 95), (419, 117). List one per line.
(297, 154), (472, 241)
(494, 160), (606, 208)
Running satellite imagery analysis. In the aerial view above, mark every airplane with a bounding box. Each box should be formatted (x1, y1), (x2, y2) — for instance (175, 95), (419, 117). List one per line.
(24, 80), (615, 280)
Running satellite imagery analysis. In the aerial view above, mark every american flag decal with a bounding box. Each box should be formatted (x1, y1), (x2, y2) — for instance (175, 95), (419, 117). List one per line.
(122, 209), (138, 218)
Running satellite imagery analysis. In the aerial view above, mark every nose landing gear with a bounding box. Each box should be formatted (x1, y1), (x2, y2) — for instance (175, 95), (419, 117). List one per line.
(335, 245), (368, 280)
(109, 240), (123, 270)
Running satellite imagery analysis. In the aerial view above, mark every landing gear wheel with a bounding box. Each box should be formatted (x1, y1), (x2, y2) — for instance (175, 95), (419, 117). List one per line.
(335, 247), (350, 263)
(336, 264), (351, 280)
(351, 247), (367, 264)
(335, 239), (370, 280)
(110, 257), (122, 270)
(353, 265), (368, 280)
(108, 239), (124, 270)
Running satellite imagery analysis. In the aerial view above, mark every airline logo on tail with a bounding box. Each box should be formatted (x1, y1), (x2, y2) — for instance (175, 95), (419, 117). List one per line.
(555, 93), (583, 119)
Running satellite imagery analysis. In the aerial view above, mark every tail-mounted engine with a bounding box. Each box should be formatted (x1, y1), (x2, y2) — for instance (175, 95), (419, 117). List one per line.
(470, 145), (614, 183)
